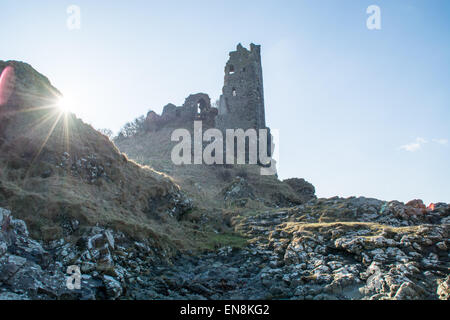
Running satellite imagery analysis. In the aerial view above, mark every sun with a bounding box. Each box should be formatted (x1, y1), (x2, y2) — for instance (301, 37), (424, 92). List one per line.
(57, 95), (75, 113)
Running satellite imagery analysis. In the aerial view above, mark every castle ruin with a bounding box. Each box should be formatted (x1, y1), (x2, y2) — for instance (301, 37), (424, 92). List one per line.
(216, 43), (266, 132)
(144, 43), (267, 134)
(142, 43), (272, 164)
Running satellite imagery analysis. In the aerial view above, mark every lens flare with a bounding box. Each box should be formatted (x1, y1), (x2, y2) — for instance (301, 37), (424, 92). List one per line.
(0, 66), (15, 106)
(57, 95), (75, 113)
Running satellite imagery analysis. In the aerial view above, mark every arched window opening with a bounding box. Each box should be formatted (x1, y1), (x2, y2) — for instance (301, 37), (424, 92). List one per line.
(197, 99), (207, 114)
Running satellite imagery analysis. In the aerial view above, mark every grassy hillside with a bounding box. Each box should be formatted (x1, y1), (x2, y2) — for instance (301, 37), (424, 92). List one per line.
(0, 61), (192, 252)
(114, 124), (307, 212)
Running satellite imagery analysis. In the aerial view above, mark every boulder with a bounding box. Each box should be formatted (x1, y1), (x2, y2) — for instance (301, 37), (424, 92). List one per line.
(221, 177), (255, 207)
(283, 178), (316, 203)
(103, 275), (123, 300)
(406, 199), (427, 210)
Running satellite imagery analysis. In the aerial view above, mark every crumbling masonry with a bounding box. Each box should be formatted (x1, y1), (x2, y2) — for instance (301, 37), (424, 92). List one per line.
(144, 43), (267, 133)
(143, 43), (272, 162)
(216, 43), (266, 132)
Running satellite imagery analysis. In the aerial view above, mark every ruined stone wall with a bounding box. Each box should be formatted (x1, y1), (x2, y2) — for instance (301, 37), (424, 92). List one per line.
(216, 43), (266, 131)
(139, 44), (273, 165)
(142, 44), (272, 162)
(144, 44), (267, 134)
(144, 93), (217, 131)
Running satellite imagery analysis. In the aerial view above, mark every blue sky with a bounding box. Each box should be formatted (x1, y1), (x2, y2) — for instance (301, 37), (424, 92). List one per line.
(1, 0), (449, 203)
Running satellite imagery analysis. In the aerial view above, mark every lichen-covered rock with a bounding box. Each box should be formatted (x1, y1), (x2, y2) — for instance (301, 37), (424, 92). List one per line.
(221, 177), (256, 207)
(229, 198), (449, 300)
(0, 208), (167, 300)
(437, 276), (450, 300)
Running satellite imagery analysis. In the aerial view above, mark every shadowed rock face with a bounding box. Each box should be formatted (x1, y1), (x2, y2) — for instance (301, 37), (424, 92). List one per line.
(221, 177), (256, 208)
(0, 61), (60, 144)
(0, 61), (60, 110)
(0, 208), (168, 300)
(283, 178), (316, 203)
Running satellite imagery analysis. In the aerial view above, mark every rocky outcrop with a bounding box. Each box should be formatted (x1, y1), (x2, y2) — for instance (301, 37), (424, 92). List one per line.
(0, 60), (60, 111)
(229, 197), (449, 300)
(120, 197), (449, 300)
(221, 177), (256, 207)
(1, 208), (93, 300)
(1, 195), (449, 300)
(283, 178), (316, 203)
(219, 176), (311, 209)
(0, 208), (175, 300)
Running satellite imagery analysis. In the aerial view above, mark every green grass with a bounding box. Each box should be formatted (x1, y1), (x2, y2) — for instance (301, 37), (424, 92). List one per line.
(197, 231), (248, 250)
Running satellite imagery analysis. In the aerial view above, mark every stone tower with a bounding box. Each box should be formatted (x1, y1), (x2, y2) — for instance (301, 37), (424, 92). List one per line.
(216, 43), (266, 131)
